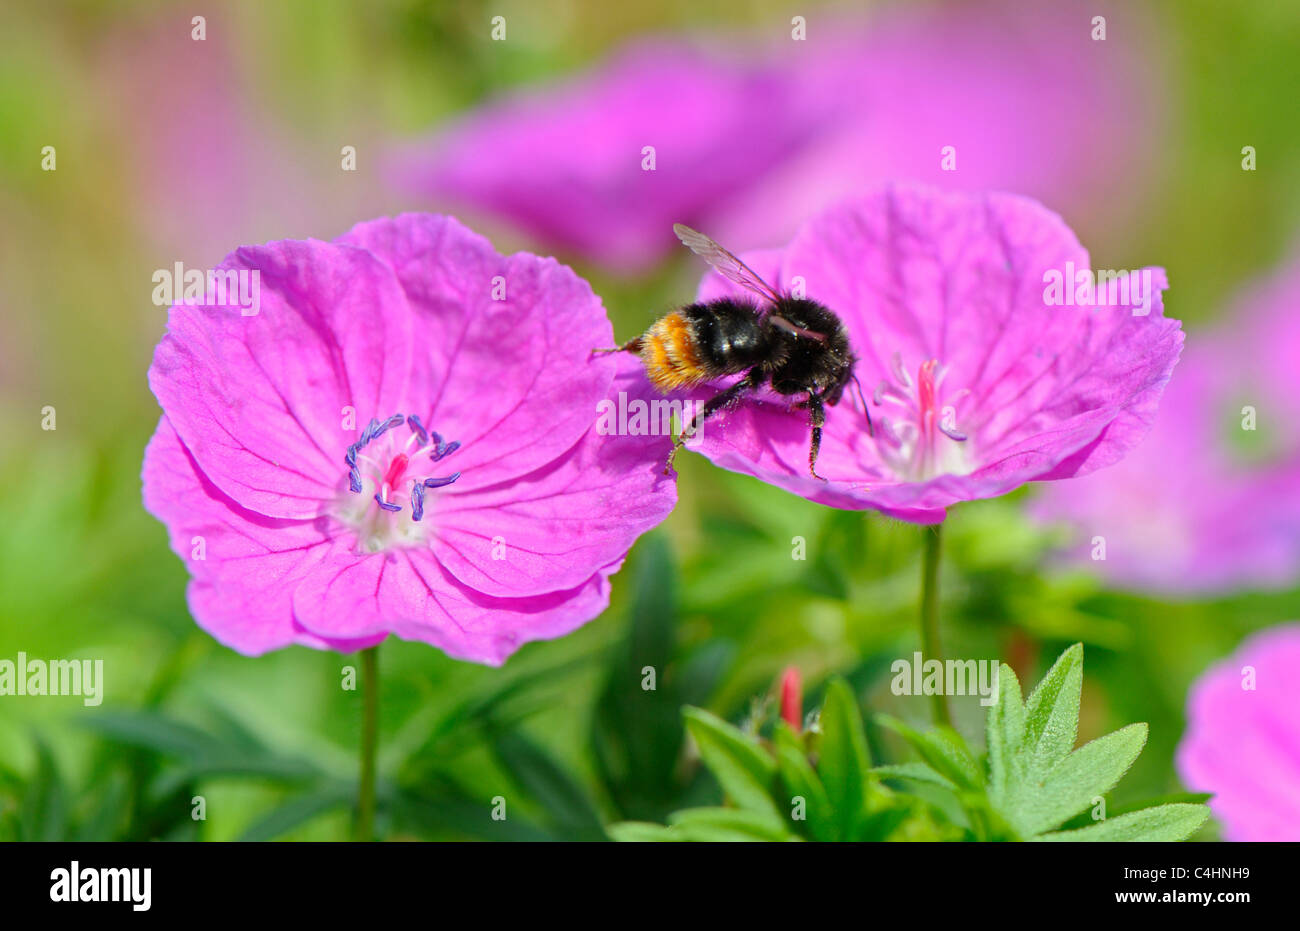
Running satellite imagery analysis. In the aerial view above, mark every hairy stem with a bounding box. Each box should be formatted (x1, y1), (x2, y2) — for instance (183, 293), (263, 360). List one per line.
(355, 645), (379, 841)
(920, 525), (952, 728)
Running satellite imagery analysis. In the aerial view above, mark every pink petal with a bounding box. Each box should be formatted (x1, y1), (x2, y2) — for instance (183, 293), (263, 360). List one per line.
(148, 239), (412, 519)
(338, 213), (617, 490)
(291, 539), (616, 666)
(430, 357), (678, 597)
(142, 416), (376, 654)
(1176, 625), (1300, 841)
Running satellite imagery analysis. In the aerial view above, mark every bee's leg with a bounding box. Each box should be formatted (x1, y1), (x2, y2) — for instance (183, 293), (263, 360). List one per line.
(664, 370), (761, 476)
(592, 337), (643, 354)
(808, 393), (827, 481)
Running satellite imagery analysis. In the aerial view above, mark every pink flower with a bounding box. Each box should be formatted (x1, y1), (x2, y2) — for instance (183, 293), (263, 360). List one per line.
(674, 184), (1180, 524)
(143, 214), (676, 664)
(1176, 624), (1300, 841)
(391, 1), (1159, 272)
(1032, 255), (1300, 593)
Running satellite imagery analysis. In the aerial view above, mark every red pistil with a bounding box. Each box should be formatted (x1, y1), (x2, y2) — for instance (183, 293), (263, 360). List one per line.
(382, 453), (409, 490)
(917, 359), (939, 419)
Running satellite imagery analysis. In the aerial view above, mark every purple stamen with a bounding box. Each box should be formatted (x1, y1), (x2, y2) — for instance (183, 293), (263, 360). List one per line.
(346, 413), (407, 484)
(411, 480), (426, 521)
(373, 413), (405, 440)
(429, 432), (461, 461)
(407, 414), (429, 446)
(424, 472), (461, 489)
(343, 414), (463, 518)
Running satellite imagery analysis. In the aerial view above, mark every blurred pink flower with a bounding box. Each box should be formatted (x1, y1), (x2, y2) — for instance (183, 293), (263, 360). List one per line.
(392, 1), (1160, 272)
(1032, 255), (1300, 594)
(1176, 624), (1300, 841)
(99, 19), (388, 268)
(391, 39), (824, 271)
(676, 184), (1180, 524)
(143, 214), (676, 664)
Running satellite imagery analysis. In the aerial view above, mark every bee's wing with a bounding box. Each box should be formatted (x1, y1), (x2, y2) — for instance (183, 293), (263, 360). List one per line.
(769, 314), (828, 344)
(673, 223), (782, 307)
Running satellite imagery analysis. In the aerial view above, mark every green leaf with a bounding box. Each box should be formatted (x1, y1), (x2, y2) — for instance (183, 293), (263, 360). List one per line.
(923, 727), (983, 789)
(149, 755), (321, 802)
(668, 807), (795, 842)
(876, 717), (981, 791)
(21, 737), (67, 842)
(683, 707), (778, 819)
(976, 644), (1209, 842)
(607, 821), (681, 842)
(1014, 723), (1148, 836)
(1035, 803), (1210, 842)
(676, 642), (734, 710)
(591, 534), (690, 820)
(1023, 643), (1083, 777)
(80, 707), (322, 808)
(817, 678), (872, 839)
(492, 731), (606, 841)
(238, 784), (353, 841)
(857, 804), (919, 842)
(871, 762), (957, 791)
(202, 702), (272, 756)
(391, 785), (555, 842)
(1057, 792), (1214, 831)
(985, 662), (1025, 808)
(772, 722), (834, 841)
(406, 655), (591, 766)
(78, 710), (221, 759)
(72, 772), (129, 841)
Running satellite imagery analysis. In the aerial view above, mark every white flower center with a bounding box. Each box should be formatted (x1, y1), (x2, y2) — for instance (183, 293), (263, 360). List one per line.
(333, 413), (461, 553)
(872, 353), (974, 482)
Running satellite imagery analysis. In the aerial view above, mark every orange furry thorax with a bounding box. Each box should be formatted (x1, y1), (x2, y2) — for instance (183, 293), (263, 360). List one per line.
(641, 311), (709, 392)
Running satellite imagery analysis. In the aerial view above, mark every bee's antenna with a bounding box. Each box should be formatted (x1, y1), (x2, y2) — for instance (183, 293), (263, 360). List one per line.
(850, 373), (873, 436)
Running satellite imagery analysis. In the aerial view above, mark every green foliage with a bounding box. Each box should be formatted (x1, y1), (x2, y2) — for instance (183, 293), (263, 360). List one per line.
(611, 644), (1210, 842)
(885, 644), (1209, 841)
(610, 684), (950, 842)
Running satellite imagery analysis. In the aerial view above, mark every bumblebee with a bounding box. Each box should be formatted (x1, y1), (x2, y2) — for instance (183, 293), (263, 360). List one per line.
(599, 224), (870, 480)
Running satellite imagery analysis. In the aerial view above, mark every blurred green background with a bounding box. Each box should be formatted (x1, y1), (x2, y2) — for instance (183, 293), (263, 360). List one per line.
(1, 0), (1297, 840)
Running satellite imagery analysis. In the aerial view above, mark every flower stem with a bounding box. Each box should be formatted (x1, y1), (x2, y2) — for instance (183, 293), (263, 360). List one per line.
(919, 525), (952, 728)
(355, 645), (379, 842)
